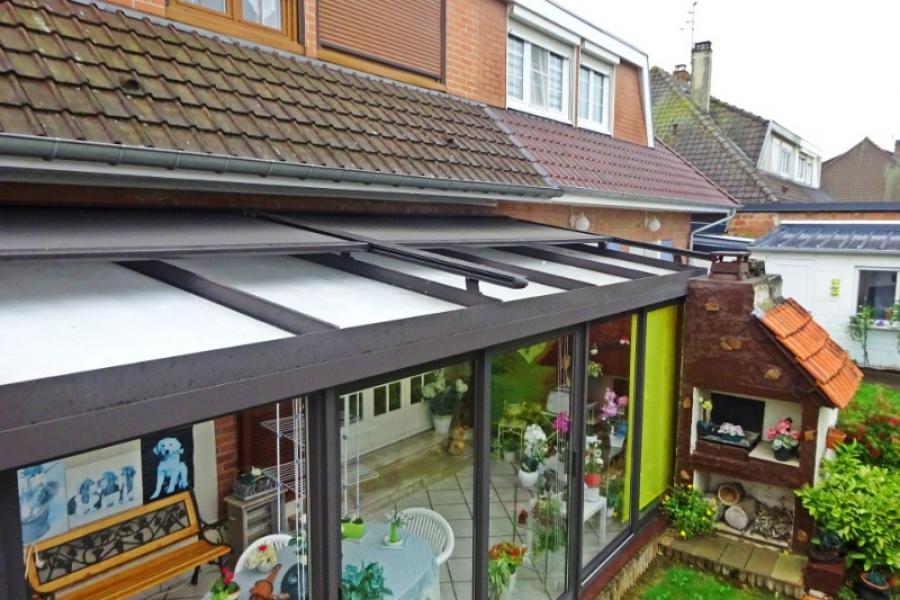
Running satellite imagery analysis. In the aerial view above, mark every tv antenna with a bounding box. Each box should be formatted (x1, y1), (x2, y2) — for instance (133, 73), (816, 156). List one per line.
(680, 1), (699, 47)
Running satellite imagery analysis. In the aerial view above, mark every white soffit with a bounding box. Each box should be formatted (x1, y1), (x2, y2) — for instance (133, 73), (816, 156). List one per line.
(0, 262), (291, 386)
(352, 253), (561, 301)
(170, 256), (462, 328)
(451, 248), (629, 287)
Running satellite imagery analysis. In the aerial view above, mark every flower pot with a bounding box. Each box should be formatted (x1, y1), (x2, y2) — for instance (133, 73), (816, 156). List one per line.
(518, 468), (539, 489)
(342, 520), (366, 540)
(584, 485), (601, 502)
(773, 446), (796, 461)
(696, 421), (716, 437)
(432, 413), (453, 434)
(807, 546), (842, 564)
(825, 427), (847, 450)
(855, 572), (891, 600)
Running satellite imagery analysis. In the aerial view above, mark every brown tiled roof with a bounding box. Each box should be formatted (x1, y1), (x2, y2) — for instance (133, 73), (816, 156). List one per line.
(759, 298), (862, 409)
(650, 67), (836, 206)
(0, 0), (551, 191)
(490, 108), (737, 207)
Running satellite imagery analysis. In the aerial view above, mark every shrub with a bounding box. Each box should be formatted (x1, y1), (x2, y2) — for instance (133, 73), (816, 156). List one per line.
(839, 382), (900, 430)
(795, 442), (900, 572)
(847, 414), (900, 469)
(661, 484), (717, 539)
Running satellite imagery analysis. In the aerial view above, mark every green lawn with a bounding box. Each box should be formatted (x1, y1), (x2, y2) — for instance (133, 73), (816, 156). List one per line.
(839, 381), (900, 428)
(625, 564), (780, 600)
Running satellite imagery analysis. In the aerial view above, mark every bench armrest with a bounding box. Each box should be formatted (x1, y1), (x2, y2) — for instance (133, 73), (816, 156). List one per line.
(198, 518), (228, 545)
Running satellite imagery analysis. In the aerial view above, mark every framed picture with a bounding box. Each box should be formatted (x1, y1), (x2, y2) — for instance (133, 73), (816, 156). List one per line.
(65, 450), (142, 528)
(141, 427), (194, 503)
(18, 461), (67, 544)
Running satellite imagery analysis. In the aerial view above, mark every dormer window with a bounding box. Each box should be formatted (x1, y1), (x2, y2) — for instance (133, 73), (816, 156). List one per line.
(506, 27), (571, 122)
(778, 144), (793, 177)
(798, 154), (814, 185)
(174, 0), (292, 37)
(577, 55), (612, 133)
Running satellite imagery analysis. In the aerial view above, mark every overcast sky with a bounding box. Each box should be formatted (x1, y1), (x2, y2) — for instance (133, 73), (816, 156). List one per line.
(558, 0), (900, 159)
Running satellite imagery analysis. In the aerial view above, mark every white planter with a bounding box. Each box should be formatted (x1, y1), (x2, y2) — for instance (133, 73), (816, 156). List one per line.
(584, 485), (601, 502)
(518, 468), (539, 488)
(491, 572), (517, 600)
(432, 414), (452, 434)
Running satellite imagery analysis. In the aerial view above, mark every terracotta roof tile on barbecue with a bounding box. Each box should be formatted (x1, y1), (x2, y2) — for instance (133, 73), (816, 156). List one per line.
(759, 298), (862, 409)
(0, 0), (550, 190)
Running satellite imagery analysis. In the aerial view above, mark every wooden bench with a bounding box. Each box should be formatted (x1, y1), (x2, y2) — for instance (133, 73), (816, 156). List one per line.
(25, 491), (231, 600)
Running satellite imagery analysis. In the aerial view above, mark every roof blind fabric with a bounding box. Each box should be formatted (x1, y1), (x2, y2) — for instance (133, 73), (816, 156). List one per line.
(318, 0), (444, 79)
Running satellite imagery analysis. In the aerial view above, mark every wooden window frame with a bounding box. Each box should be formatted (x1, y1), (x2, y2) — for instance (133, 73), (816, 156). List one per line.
(168, 0), (303, 54)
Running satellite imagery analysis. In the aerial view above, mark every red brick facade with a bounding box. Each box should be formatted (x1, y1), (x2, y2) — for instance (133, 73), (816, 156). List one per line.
(445, 0), (508, 106)
(729, 210), (900, 238)
(103, 0), (165, 16)
(214, 415), (240, 513)
(613, 61), (649, 146)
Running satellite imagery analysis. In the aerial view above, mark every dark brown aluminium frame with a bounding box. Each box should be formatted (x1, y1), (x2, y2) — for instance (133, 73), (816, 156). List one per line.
(0, 249), (702, 599)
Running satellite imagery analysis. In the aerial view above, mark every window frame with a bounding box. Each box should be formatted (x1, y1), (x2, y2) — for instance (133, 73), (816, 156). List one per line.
(577, 53), (613, 134)
(169, 0), (300, 50)
(506, 22), (573, 123)
(777, 141), (794, 178)
(855, 267), (900, 326)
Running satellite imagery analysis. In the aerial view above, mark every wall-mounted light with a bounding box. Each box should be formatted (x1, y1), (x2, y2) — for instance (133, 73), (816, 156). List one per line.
(570, 213), (591, 232)
(644, 215), (662, 232)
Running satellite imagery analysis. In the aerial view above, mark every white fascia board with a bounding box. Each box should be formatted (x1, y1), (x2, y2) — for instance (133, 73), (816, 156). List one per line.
(509, 5), (580, 46)
(558, 191), (735, 214)
(582, 40), (619, 65)
(511, 0), (647, 66)
(780, 220), (899, 226)
(638, 55), (654, 147)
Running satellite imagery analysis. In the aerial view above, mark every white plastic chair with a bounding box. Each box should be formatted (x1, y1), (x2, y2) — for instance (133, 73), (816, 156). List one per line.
(234, 533), (293, 573)
(399, 507), (455, 567)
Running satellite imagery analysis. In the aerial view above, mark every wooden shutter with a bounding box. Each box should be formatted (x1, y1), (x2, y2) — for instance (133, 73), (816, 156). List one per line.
(318, 0), (444, 79)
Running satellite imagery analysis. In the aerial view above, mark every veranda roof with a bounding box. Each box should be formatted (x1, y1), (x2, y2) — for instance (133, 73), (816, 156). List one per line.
(0, 209), (701, 469)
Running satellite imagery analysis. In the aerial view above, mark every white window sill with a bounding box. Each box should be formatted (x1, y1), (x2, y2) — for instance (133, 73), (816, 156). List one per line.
(507, 96), (572, 124)
(871, 322), (900, 331)
(578, 119), (611, 136)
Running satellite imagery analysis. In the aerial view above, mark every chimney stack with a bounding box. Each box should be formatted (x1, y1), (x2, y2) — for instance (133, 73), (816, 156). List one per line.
(673, 64), (690, 83)
(691, 41), (712, 112)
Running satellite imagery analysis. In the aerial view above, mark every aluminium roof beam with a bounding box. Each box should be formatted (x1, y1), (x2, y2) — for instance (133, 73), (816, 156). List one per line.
(260, 213), (529, 290)
(434, 247), (593, 291)
(505, 244), (653, 280)
(605, 237), (711, 261)
(122, 260), (337, 334)
(560, 243), (690, 271)
(300, 253), (500, 307)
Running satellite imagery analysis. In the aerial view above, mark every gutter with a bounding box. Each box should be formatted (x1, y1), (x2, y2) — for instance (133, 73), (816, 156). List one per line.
(0, 133), (561, 200)
(562, 189), (737, 215)
(689, 209), (736, 251)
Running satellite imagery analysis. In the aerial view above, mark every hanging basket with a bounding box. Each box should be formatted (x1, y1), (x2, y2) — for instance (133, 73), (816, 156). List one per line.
(233, 475), (277, 500)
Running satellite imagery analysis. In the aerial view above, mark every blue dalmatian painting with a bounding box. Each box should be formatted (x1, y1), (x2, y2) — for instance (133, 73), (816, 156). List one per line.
(65, 449), (143, 528)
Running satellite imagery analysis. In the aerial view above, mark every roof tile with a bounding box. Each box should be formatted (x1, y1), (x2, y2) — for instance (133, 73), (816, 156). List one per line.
(760, 298), (862, 409)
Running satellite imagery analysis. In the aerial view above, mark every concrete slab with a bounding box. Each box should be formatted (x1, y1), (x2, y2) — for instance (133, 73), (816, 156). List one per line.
(772, 553), (808, 586)
(745, 545), (781, 577)
(690, 534), (730, 562)
(720, 540), (754, 570)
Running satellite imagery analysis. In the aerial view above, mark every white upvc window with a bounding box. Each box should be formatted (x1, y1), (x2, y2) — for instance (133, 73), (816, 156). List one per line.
(506, 24), (572, 122)
(797, 153), (815, 185)
(856, 268), (900, 324)
(577, 54), (613, 133)
(776, 140), (794, 178)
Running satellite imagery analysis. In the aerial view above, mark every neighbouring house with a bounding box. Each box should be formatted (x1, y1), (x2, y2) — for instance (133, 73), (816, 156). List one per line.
(650, 42), (846, 243)
(751, 222), (900, 371)
(678, 255), (862, 554)
(0, 1), (741, 600)
(822, 138), (900, 202)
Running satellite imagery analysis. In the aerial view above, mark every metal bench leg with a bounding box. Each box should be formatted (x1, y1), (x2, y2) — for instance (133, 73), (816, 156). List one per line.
(191, 566), (201, 586)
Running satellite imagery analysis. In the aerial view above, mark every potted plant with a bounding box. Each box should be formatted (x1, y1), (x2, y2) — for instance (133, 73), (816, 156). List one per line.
(696, 397), (716, 436)
(808, 528), (843, 563)
(341, 562), (392, 600)
(246, 541), (279, 573)
(384, 504), (409, 547)
(233, 466), (275, 499)
(501, 437), (518, 463)
(826, 426), (847, 449)
(424, 371), (467, 434)
(342, 515), (366, 540)
(583, 438), (604, 502)
(716, 422), (745, 444)
(209, 566), (240, 600)
(766, 418), (800, 461)
(488, 541), (526, 600)
(660, 484), (717, 539)
(518, 424), (547, 488)
(856, 570), (890, 599)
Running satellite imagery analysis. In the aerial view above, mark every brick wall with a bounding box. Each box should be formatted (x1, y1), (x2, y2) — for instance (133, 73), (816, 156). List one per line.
(102, 0), (165, 16)
(498, 202), (693, 248)
(729, 210), (900, 238)
(214, 415), (239, 513)
(445, 0), (507, 106)
(613, 61), (648, 146)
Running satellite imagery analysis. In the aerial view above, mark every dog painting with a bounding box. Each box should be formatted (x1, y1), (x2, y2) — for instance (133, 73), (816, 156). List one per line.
(141, 428), (194, 503)
(65, 450), (142, 528)
(18, 461), (67, 544)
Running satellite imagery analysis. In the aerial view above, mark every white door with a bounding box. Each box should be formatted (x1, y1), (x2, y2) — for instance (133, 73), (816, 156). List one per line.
(342, 373), (434, 454)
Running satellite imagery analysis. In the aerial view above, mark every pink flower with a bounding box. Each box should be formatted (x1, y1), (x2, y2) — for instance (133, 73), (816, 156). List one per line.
(221, 567), (235, 585)
(617, 395), (629, 407)
(790, 431), (800, 440)
(766, 428), (777, 439)
(553, 412), (570, 434)
(604, 388), (617, 403)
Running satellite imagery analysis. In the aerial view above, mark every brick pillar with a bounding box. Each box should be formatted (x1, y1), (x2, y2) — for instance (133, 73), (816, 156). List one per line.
(214, 415), (240, 513)
(303, 0), (318, 59)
